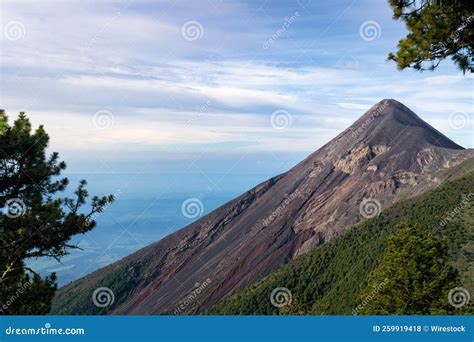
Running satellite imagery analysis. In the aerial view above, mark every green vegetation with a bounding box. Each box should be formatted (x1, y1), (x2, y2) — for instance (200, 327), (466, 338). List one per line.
(51, 254), (154, 315)
(388, 0), (473, 73)
(357, 222), (459, 314)
(0, 111), (114, 315)
(208, 171), (474, 315)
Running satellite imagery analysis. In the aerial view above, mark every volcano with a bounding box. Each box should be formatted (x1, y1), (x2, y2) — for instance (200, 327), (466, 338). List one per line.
(52, 99), (473, 315)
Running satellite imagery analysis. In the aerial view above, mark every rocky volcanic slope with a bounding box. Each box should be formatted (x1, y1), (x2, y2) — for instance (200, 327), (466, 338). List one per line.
(208, 167), (474, 314)
(52, 99), (473, 315)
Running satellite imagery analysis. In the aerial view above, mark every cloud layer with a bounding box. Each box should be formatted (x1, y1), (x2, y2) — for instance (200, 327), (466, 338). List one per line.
(1, 0), (472, 173)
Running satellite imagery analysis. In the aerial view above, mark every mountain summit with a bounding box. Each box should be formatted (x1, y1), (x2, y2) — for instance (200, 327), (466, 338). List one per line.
(346, 99), (462, 150)
(53, 99), (472, 315)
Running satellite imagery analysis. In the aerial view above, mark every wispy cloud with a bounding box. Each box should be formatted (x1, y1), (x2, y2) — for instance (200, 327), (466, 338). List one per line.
(1, 0), (471, 172)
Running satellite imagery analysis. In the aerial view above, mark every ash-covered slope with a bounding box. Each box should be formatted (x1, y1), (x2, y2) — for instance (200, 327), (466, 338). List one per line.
(52, 99), (472, 315)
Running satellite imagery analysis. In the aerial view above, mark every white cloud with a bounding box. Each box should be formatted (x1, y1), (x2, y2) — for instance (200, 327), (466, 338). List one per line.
(1, 0), (472, 171)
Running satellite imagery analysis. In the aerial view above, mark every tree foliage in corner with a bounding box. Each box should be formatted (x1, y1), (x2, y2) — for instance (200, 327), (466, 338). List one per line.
(357, 222), (461, 315)
(388, 0), (474, 73)
(0, 111), (114, 314)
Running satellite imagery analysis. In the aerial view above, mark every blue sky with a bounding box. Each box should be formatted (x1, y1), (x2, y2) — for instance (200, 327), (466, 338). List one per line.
(1, 0), (472, 174)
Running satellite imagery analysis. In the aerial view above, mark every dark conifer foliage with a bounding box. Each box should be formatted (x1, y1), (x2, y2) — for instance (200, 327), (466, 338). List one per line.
(388, 0), (474, 73)
(0, 111), (114, 314)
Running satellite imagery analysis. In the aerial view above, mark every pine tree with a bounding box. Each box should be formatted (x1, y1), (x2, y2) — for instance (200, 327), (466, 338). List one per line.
(388, 0), (474, 73)
(357, 222), (461, 315)
(0, 111), (114, 314)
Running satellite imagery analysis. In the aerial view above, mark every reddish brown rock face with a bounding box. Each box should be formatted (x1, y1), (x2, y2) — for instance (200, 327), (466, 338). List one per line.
(54, 99), (473, 315)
